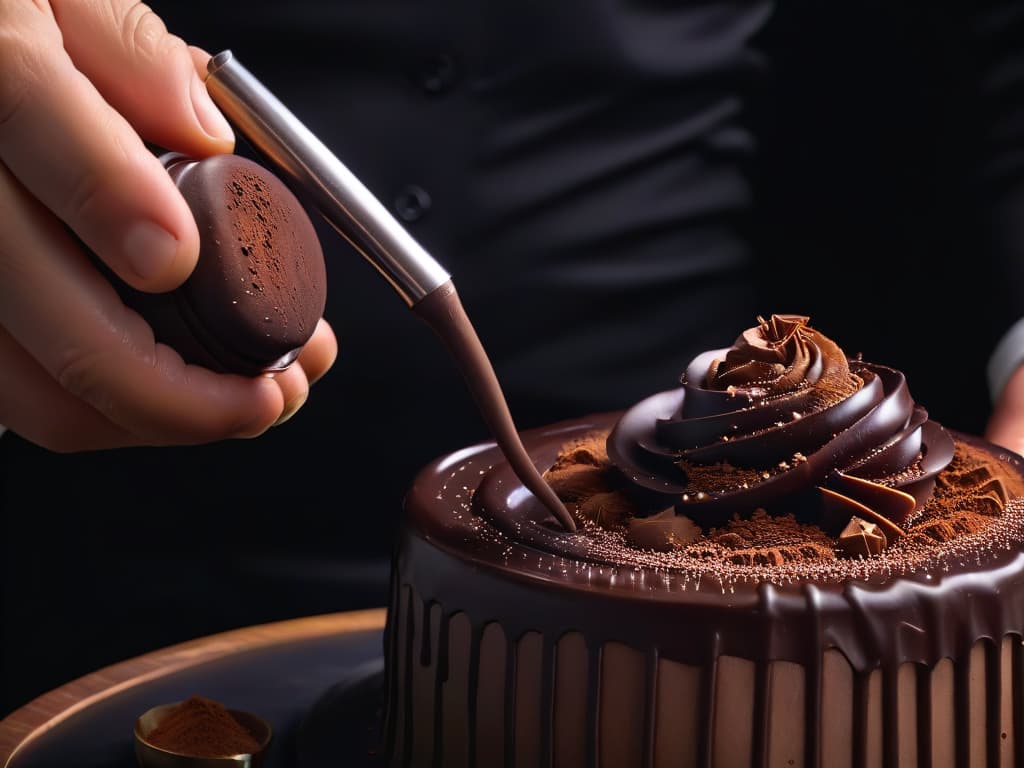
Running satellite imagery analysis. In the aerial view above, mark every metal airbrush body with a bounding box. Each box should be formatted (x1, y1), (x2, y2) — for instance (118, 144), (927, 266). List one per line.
(204, 50), (574, 531)
(205, 51), (448, 307)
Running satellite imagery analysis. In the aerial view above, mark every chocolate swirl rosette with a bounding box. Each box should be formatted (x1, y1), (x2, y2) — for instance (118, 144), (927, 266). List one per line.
(606, 314), (955, 542)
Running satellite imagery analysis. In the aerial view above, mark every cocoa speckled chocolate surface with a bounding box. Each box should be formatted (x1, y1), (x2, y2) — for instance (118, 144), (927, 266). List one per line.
(169, 153), (326, 374)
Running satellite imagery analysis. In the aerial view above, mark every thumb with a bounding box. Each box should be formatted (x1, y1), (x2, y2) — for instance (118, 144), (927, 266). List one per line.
(52, 0), (234, 157)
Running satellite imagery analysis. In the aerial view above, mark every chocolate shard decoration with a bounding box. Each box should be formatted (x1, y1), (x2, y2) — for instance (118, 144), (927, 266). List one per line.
(978, 477), (1009, 506)
(836, 516), (888, 558)
(818, 486), (905, 544)
(825, 471), (918, 527)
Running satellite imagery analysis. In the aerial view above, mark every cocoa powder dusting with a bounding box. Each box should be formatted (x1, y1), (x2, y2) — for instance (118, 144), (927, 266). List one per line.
(706, 509), (835, 566)
(547, 433), (609, 472)
(227, 171), (300, 333)
(678, 459), (770, 496)
(905, 441), (1024, 543)
(545, 430), (1024, 576)
(545, 433), (640, 528)
(144, 695), (262, 757)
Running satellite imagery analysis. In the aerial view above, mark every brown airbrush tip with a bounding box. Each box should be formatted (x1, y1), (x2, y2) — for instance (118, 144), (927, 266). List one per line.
(414, 281), (576, 532)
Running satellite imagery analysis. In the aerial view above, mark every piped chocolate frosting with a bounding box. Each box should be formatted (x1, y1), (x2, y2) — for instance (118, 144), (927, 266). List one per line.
(607, 314), (954, 531)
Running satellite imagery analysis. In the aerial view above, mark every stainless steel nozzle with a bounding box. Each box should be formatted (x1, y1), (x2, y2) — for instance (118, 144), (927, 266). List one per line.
(204, 49), (450, 306)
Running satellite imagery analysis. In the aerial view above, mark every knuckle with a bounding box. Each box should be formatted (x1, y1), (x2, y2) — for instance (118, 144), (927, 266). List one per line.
(54, 344), (115, 417)
(0, 8), (54, 133)
(0, 48), (30, 133)
(72, 309), (162, 408)
(62, 163), (103, 222)
(118, 1), (172, 61)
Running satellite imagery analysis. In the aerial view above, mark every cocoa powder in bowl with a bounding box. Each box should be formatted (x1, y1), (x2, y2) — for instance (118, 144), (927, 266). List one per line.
(137, 695), (268, 760)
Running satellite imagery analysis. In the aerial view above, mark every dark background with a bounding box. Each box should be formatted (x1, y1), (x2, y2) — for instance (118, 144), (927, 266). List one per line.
(3, 2), (1021, 718)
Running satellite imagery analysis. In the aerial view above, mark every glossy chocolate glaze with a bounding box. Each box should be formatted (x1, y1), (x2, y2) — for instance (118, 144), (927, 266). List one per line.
(387, 415), (1024, 767)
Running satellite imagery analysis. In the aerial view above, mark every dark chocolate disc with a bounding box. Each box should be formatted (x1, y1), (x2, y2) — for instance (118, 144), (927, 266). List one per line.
(165, 153), (327, 375)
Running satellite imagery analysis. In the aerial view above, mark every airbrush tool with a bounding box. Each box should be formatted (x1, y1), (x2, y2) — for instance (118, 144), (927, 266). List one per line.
(204, 50), (575, 532)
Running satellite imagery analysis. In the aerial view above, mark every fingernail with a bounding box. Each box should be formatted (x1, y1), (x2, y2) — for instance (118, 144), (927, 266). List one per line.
(123, 220), (180, 280)
(190, 73), (234, 142)
(273, 390), (308, 427)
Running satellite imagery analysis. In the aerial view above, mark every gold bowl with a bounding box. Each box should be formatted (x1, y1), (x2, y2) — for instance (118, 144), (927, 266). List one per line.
(133, 701), (272, 768)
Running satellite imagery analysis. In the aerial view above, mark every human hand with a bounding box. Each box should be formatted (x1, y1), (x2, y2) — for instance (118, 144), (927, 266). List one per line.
(985, 363), (1024, 457)
(0, 0), (337, 452)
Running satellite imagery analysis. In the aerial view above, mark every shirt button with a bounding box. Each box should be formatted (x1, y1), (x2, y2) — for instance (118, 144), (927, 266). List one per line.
(414, 53), (459, 95)
(394, 185), (432, 222)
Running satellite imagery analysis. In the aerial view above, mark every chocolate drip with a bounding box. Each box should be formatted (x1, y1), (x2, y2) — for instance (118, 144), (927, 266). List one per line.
(467, 628), (481, 768)
(383, 566), (401, 753)
(852, 674), (869, 768)
(1014, 638), (1023, 764)
(413, 281), (574, 532)
(804, 586), (825, 768)
(420, 601), (432, 668)
(751, 661), (769, 768)
(954, 659), (971, 767)
(915, 665), (933, 768)
(641, 650), (657, 768)
(698, 634), (720, 768)
(401, 586), (415, 767)
(503, 635), (517, 768)
(539, 639), (555, 768)
(430, 608), (449, 768)
(882, 662), (900, 767)
(585, 644), (600, 768)
(985, 641), (1002, 767)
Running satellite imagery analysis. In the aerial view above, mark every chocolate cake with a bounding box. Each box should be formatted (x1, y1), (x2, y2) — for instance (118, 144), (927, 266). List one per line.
(110, 152), (327, 376)
(385, 315), (1024, 767)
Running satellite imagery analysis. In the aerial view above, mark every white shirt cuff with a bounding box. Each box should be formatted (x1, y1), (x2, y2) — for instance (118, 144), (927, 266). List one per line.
(987, 316), (1024, 403)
